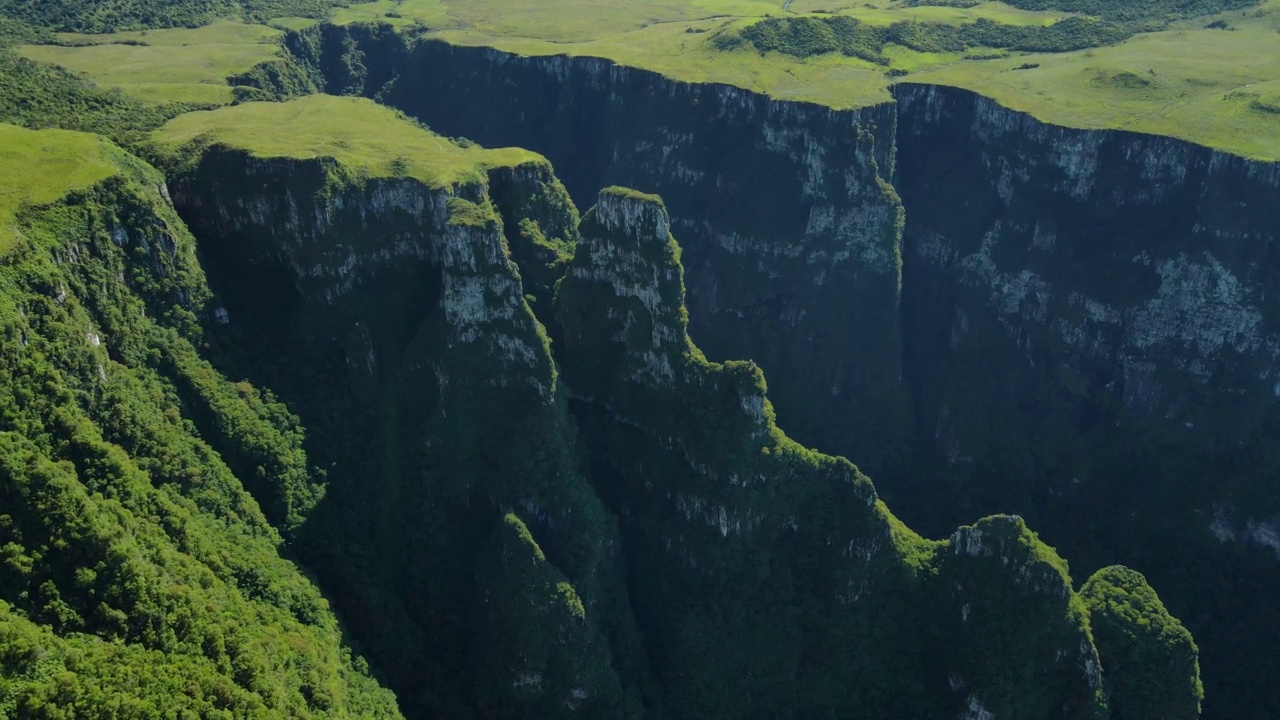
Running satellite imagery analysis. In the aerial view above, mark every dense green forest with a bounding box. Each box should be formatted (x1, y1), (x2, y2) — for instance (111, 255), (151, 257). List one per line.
(0, 126), (400, 717)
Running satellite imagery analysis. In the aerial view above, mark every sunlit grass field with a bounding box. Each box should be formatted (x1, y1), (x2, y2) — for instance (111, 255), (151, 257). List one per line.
(154, 94), (543, 187)
(910, 2), (1280, 159)
(14, 0), (1280, 160)
(19, 21), (282, 104)
(0, 124), (120, 253)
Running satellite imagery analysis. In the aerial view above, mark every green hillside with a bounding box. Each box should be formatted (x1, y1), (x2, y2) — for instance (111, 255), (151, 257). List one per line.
(0, 122), (401, 717)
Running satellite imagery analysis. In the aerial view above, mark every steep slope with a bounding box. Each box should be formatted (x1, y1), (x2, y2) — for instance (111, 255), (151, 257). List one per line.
(143, 93), (1200, 719)
(0, 123), (400, 717)
(0, 12), (1242, 716)
(308, 36), (1274, 717)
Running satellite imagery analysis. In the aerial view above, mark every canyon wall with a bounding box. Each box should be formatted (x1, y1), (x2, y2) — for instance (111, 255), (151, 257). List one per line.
(168, 146), (647, 719)
(346, 38), (1280, 718)
(386, 41), (911, 482)
(894, 83), (1280, 720)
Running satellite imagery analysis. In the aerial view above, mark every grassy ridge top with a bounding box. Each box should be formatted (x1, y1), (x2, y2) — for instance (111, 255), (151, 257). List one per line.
(8, 0), (1279, 159)
(906, 8), (1280, 160)
(0, 124), (123, 253)
(343, 0), (1279, 160)
(154, 95), (544, 187)
(19, 21), (284, 104)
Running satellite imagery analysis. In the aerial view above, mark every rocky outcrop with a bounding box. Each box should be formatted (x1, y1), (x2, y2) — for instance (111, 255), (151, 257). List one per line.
(385, 41), (910, 481)
(1081, 566), (1202, 720)
(936, 516), (1106, 720)
(894, 82), (1280, 719)
(556, 188), (1159, 720)
(167, 145), (642, 719)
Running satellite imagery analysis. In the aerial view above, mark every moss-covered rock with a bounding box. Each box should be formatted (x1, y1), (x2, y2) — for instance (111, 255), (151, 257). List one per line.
(1083, 565), (1203, 720)
(933, 515), (1107, 720)
(554, 187), (1176, 720)
(472, 514), (635, 719)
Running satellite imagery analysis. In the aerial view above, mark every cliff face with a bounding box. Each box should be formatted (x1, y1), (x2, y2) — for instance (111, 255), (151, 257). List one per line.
(386, 42), (911, 481)
(896, 83), (1280, 534)
(332, 38), (1277, 716)
(168, 145), (644, 719)
(137, 84), (1203, 716)
(231, 21), (412, 101)
(556, 188), (1136, 720)
(895, 83), (1280, 719)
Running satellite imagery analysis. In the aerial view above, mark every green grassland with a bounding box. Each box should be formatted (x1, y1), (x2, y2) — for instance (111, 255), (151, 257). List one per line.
(328, 0), (448, 28)
(434, 19), (894, 107)
(19, 21), (283, 104)
(908, 1), (1280, 159)
(155, 94), (542, 187)
(827, 1), (1071, 26)
(0, 124), (121, 253)
(9, 0), (1279, 159)
(325, 0), (1280, 158)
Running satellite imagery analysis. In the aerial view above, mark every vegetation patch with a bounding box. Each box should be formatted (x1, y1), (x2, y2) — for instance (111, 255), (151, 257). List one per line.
(19, 21), (284, 105)
(1088, 67), (1157, 89)
(0, 49), (204, 152)
(716, 15), (1137, 62)
(0, 125), (119, 253)
(0, 138), (402, 716)
(0, 0), (351, 33)
(1082, 566), (1203, 720)
(154, 94), (541, 187)
(913, 0), (1262, 23)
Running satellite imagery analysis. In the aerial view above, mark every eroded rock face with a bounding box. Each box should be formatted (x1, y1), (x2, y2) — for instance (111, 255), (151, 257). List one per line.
(168, 148), (639, 720)
(386, 41), (910, 480)
(895, 82), (1280, 534)
(555, 188), (1125, 720)
(175, 35), (1257, 715)
(896, 83), (1280, 719)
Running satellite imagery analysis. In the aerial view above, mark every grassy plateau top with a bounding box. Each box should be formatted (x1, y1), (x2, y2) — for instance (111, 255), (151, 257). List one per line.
(11, 0), (1280, 160)
(154, 94), (545, 188)
(0, 123), (125, 253)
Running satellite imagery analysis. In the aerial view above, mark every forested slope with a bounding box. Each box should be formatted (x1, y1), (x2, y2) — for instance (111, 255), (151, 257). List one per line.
(0, 123), (400, 717)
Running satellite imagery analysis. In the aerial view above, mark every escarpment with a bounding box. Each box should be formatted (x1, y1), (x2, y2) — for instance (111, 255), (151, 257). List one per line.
(260, 34), (1274, 717)
(159, 98), (645, 719)
(111, 88), (1196, 719)
(894, 83), (1280, 718)
(8, 19), (1267, 715)
(554, 188), (1162, 720)
(384, 41), (912, 485)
